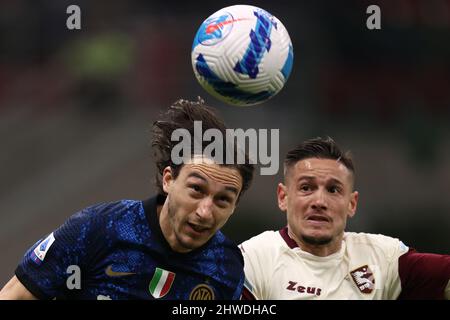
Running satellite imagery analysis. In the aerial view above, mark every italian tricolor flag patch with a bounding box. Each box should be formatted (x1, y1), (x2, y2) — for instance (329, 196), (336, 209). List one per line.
(149, 267), (176, 298)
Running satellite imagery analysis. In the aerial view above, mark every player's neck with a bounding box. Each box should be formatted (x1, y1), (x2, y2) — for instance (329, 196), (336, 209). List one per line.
(288, 228), (342, 257)
(299, 241), (341, 257)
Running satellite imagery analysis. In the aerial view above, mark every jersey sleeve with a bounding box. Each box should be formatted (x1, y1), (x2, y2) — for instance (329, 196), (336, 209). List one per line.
(239, 233), (274, 300)
(15, 207), (98, 299)
(239, 243), (260, 299)
(397, 248), (450, 300)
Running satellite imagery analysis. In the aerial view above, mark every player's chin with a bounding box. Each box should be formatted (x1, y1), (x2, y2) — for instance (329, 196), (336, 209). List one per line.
(301, 232), (333, 246)
(303, 223), (331, 235)
(302, 229), (333, 243)
(180, 227), (215, 249)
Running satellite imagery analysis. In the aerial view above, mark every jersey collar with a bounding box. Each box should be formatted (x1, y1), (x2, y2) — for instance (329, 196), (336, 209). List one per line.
(279, 226), (299, 249)
(279, 226), (346, 261)
(142, 194), (169, 248)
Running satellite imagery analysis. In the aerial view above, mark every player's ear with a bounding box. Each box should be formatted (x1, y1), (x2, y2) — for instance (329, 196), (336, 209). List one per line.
(348, 190), (359, 218)
(162, 166), (174, 194)
(277, 183), (288, 212)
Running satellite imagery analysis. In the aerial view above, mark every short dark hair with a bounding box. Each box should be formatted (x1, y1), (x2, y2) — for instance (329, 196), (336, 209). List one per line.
(284, 136), (355, 180)
(151, 97), (254, 200)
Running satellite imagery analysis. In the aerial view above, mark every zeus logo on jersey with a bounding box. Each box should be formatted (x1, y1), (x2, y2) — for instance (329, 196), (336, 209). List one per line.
(32, 232), (55, 265)
(286, 281), (322, 296)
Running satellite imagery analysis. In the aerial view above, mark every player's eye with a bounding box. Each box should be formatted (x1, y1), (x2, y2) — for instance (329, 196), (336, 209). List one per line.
(218, 195), (232, 205)
(328, 186), (341, 194)
(189, 184), (203, 194)
(299, 184), (311, 192)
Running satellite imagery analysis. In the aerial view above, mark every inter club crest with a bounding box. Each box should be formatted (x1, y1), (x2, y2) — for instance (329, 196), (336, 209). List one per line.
(189, 284), (215, 300)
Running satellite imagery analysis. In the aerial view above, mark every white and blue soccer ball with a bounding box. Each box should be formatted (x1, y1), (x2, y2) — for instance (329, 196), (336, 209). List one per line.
(191, 5), (294, 106)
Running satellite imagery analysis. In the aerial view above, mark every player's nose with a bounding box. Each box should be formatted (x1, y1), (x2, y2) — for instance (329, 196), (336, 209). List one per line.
(196, 197), (214, 221)
(311, 188), (328, 211)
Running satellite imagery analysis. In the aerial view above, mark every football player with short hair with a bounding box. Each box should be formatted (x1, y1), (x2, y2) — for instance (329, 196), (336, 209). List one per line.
(240, 137), (450, 300)
(0, 98), (254, 300)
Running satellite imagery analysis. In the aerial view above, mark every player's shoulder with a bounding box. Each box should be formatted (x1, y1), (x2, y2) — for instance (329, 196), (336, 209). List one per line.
(201, 231), (245, 288)
(239, 230), (284, 254)
(344, 231), (403, 246)
(84, 199), (142, 218)
(60, 199), (144, 237)
(239, 231), (284, 280)
(72, 199), (143, 225)
(211, 231), (244, 264)
(344, 232), (408, 258)
(242, 229), (281, 245)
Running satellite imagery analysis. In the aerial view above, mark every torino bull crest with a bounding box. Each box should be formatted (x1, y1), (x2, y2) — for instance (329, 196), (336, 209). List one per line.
(192, 5), (294, 106)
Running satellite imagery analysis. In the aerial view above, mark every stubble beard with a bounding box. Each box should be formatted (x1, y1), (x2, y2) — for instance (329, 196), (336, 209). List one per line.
(301, 234), (333, 246)
(167, 199), (195, 251)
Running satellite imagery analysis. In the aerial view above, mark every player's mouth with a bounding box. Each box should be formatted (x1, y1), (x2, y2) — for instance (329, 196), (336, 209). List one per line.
(306, 215), (331, 224)
(186, 222), (211, 235)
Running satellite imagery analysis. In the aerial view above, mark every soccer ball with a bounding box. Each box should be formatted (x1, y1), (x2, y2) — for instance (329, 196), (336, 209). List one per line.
(191, 5), (294, 106)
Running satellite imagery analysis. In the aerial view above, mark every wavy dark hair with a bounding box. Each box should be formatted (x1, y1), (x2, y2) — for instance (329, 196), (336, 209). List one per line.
(151, 97), (254, 201)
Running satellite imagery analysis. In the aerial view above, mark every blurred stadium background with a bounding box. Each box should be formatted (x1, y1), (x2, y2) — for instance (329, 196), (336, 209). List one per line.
(1, 0), (449, 286)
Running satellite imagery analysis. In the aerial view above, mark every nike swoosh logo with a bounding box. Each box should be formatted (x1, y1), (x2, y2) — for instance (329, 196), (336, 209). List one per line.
(206, 18), (250, 34)
(105, 265), (136, 277)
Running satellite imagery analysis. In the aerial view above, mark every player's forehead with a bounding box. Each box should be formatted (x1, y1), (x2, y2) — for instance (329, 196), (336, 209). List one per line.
(289, 158), (351, 183)
(181, 156), (243, 192)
